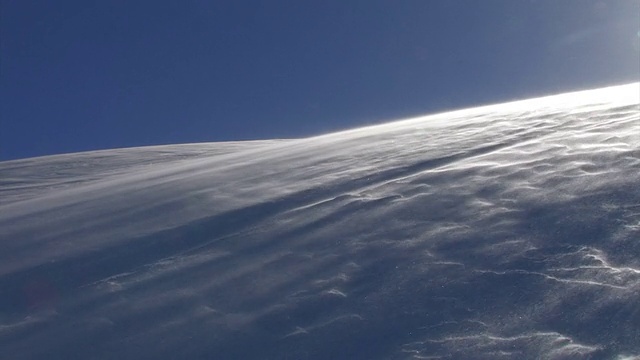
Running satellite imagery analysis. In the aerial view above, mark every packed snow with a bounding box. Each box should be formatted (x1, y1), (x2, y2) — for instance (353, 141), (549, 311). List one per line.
(1, 83), (639, 359)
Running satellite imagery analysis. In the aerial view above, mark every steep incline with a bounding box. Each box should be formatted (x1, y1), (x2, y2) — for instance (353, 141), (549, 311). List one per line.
(1, 83), (639, 359)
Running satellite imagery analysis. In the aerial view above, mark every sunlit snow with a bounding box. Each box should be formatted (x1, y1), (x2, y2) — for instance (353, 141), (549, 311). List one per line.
(1, 83), (639, 359)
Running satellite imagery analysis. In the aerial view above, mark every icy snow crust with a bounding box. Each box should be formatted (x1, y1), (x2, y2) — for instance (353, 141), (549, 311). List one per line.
(1, 83), (639, 359)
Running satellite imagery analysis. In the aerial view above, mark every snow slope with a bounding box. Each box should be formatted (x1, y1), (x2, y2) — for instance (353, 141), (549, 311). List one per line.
(1, 83), (639, 360)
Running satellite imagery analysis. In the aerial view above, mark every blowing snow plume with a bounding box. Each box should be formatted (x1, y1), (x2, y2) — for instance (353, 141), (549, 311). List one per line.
(1, 83), (639, 360)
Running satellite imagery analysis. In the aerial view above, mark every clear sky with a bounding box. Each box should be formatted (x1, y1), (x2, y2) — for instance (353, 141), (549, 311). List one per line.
(1, 0), (639, 160)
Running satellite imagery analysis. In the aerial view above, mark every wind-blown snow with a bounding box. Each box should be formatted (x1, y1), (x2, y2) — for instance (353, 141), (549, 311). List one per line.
(1, 83), (639, 360)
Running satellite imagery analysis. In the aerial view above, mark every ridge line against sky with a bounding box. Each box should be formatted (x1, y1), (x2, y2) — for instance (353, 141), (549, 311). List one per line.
(1, 0), (639, 161)
(1, 81), (635, 167)
(309, 82), (640, 139)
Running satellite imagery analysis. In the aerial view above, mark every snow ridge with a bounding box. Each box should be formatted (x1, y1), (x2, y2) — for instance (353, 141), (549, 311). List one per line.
(0, 83), (639, 359)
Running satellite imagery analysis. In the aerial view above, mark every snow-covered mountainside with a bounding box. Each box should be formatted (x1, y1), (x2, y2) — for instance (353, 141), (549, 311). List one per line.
(1, 83), (639, 360)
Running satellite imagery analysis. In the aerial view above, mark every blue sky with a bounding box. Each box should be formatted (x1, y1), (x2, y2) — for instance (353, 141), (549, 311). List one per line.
(1, 0), (639, 160)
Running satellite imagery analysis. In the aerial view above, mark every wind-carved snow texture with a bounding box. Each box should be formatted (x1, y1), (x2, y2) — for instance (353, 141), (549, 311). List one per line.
(0, 83), (639, 360)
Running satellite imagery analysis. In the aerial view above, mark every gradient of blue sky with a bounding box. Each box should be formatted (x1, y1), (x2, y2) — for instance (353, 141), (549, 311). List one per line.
(1, 0), (639, 160)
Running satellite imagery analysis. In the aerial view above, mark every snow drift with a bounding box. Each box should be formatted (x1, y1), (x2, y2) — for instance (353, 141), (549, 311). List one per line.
(1, 83), (639, 359)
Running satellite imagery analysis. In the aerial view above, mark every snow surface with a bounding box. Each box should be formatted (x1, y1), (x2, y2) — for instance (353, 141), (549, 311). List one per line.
(1, 83), (639, 360)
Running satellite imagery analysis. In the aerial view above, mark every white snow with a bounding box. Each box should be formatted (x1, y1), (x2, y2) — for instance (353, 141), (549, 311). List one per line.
(0, 83), (639, 359)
